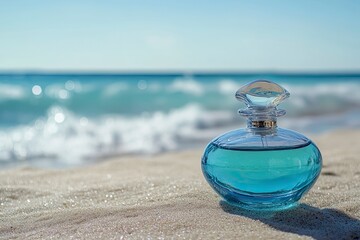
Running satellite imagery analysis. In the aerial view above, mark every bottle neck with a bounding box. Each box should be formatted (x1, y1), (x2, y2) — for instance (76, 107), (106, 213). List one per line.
(248, 119), (277, 129)
(239, 106), (284, 131)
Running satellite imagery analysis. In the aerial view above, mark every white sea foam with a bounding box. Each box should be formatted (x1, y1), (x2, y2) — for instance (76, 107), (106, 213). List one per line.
(168, 78), (204, 95)
(0, 84), (26, 100)
(44, 81), (89, 100)
(103, 82), (129, 96)
(218, 79), (240, 95)
(0, 104), (234, 165)
(280, 109), (360, 133)
(284, 82), (360, 104)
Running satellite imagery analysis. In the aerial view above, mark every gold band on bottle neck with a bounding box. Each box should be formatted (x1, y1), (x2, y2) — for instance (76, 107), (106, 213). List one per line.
(251, 120), (277, 128)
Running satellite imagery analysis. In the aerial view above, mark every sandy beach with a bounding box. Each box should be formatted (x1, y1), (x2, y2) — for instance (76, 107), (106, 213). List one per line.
(0, 130), (359, 239)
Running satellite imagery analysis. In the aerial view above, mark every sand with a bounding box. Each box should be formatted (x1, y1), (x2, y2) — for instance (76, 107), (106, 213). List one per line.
(0, 130), (360, 240)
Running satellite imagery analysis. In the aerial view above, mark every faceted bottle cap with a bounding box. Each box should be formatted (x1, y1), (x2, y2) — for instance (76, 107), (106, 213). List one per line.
(236, 80), (290, 119)
(235, 80), (290, 109)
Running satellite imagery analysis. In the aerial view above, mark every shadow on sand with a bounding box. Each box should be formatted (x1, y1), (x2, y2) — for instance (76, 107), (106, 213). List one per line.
(220, 201), (360, 240)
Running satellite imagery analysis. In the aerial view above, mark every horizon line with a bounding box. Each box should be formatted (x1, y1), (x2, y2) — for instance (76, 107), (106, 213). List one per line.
(1, 69), (360, 76)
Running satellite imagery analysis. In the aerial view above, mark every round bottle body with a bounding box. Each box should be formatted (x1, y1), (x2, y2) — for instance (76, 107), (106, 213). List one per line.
(201, 128), (322, 210)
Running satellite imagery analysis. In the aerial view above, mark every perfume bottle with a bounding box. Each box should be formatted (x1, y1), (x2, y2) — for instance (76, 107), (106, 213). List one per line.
(201, 80), (322, 210)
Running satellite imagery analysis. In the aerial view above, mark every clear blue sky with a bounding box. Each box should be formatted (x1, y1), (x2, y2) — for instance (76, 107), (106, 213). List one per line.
(1, 0), (360, 72)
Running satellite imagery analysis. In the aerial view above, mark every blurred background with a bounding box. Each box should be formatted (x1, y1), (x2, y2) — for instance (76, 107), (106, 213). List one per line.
(0, 1), (359, 167)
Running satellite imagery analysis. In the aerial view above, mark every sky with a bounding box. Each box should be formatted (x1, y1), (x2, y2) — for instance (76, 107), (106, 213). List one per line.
(0, 0), (360, 72)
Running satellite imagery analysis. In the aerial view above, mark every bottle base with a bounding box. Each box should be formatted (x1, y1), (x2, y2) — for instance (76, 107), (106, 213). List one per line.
(217, 185), (310, 211)
(223, 198), (299, 211)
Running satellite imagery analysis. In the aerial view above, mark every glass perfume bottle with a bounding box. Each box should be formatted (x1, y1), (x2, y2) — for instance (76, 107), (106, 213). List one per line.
(201, 80), (322, 210)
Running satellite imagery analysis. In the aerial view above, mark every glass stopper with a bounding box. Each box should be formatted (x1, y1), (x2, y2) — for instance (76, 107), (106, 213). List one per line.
(235, 80), (290, 108)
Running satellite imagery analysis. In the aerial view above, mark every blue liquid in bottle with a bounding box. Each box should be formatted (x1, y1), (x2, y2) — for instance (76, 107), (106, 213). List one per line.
(201, 80), (323, 210)
(202, 140), (322, 210)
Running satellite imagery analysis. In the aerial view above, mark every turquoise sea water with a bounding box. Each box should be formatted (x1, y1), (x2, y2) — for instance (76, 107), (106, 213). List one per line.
(0, 73), (359, 167)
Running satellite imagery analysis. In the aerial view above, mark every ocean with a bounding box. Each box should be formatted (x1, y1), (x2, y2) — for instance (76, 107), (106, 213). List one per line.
(0, 73), (359, 167)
